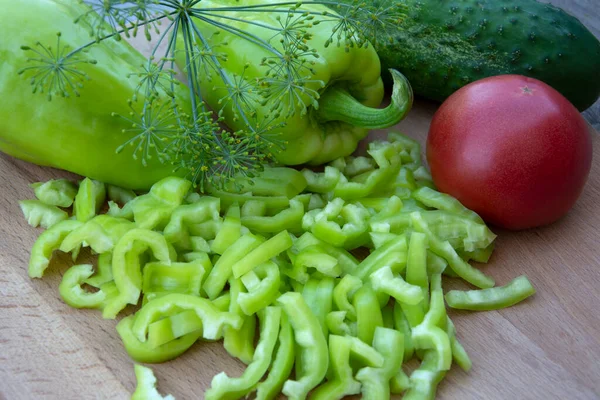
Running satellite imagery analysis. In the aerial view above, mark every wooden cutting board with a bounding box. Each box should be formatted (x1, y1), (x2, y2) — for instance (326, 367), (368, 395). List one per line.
(1, 97), (599, 400)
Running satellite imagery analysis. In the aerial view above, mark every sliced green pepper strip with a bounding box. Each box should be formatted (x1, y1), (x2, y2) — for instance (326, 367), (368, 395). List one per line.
(60, 215), (136, 254)
(333, 274), (362, 321)
(205, 307), (281, 400)
(390, 370), (411, 395)
(31, 179), (78, 208)
(446, 275), (536, 311)
(354, 234), (408, 280)
(131, 364), (175, 400)
(232, 231), (293, 278)
(28, 219), (83, 278)
(188, 219), (223, 240)
(19, 199), (68, 229)
(210, 189), (290, 212)
(393, 302), (415, 361)
(446, 317), (472, 372)
(223, 167), (307, 198)
(211, 203), (241, 255)
(132, 293), (243, 342)
(294, 232), (359, 276)
(85, 252), (113, 288)
(402, 350), (447, 400)
(381, 302), (395, 329)
(309, 335), (362, 400)
(412, 186), (484, 224)
(59, 264), (107, 309)
(142, 258), (206, 297)
(116, 315), (202, 363)
(308, 194), (327, 211)
(147, 310), (204, 349)
(203, 233), (264, 299)
(163, 197), (221, 251)
(369, 232), (399, 249)
(103, 229), (174, 319)
(294, 245), (341, 278)
(242, 199), (267, 217)
(460, 242), (495, 263)
(73, 178), (106, 223)
(325, 311), (356, 336)
(107, 184), (137, 205)
(255, 312), (295, 400)
(277, 292), (328, 400)
(370, 266), (424, 306)
(239, 261), (281, 316)
(344, 155), (376, 178)
(356, 327), (404, 400)
(301, 166), (342, 194)
(301, 277), (335, 338)
(242, 197), (304, 234)
(129, 177), (192, 231)
(427, 251), (448, 276)
(411, 212), (495, 289)
(224, 278), (256, 364)
(406, 232), (429, 289)
(353, 285), (384, 345)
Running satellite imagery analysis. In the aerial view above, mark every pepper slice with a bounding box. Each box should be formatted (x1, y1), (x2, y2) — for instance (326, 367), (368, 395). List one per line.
(28, 219), (83, 278)
(333, 274), (362, 321)
(19, 199), (68, 229)
(402, 350), (447, 400)
(293, 232), (359, 276)
(294, 245), (341, 279)
(85, 252), (113, 288)
(232, 231), (293, 278)
(370, 266), (424, 306)
(301, 166), (342, 194)
(353, 285), (384, 345)
(224, 278), (256, 364)
(163, 197), (221, 251)
(107, 184), (137, 206)
(142, 258), (207, 297)
(238, 261), (281, 316)
(325, 311), (356, 337)
(354, 235), (407, 280)
(220, 167), (307, 199)
(205, 307), (281, 400)
(73, 178), (106, 223)
(242, 197), (305, 234)
(211, 203), (241, 255)
(301, 277), (335, 338)
(445, 275), (536, 311)
(277, 292), (328, 400)
(59, 264), (111, 309)
(31, 179), (78, 208)
(255, 313), (295, 400)
(59, 214), (136, 254)
(356, 327), (405, 400)
(131, 364), (175, 400)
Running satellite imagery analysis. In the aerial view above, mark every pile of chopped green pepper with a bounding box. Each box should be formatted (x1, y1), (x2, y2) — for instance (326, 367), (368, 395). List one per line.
(20, 132), (536, 399)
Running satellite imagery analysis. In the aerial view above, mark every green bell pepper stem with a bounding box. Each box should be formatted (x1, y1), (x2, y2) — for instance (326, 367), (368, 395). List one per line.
(353, 285), (384, 345)
(131, 364), (175, 400)
(19, 199), (68, 229)
(59, 215), (136, 254)
(131, 293), (243, 342)
(315, 69), (413, 129)
(103, 228), (174, 319)
(309, 335), (362, 400)
(393, 302), (416, 361)
(355, 234), (408, 280)
(301, 277), (335, 339)
(294, 232), (359, 276)
(28, 219), (83, 278)
(107, 184), (137, 205)
(59, 264), (107, 309)
(410, 212), (495, 289)
(31, 179), (78, 207)
(277, 292), (328, 400)
(224, 278), (256, 364)
(85, 252), (113, 288)
(412, 186), (484, 224)
(73, 178), (106, 223)
(205, 307), (281, 400)
(333, 274), (362, 321)
(129, 177), (192, 231)
(142, 258), (207, 296)
(232, 231), (293, 278)
(370, 266), (424, 306)
(210, 203), (241, 255)
(222, 167), (308, 199)
(238, 261), (281, 315)
(302, 166), (342, 194)
(203, 233), (264, 299)
(255, 312), (295, 400)
(294, 246), (341, 278)
(446, 317), (472, 372)
(147, 309), (204, 349)
(325, 311), (356, 336)
(163, 197), (221, 250)
(403, 351), (447, 400)
(116, 315), (202, 363)
(445, 275), (536, 311)
(356, 327), (405, 400)
(242, 197), (305, 234)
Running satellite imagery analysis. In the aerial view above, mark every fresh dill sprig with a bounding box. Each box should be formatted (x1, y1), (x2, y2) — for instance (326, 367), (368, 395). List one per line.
(18, 0), (405, 190)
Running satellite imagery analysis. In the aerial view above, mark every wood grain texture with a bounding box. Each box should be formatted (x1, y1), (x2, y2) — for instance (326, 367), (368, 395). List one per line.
(1, 1), (600, 399)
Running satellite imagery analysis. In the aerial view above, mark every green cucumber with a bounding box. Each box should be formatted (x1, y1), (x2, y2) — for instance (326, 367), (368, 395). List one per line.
(355, 0), (600, 111)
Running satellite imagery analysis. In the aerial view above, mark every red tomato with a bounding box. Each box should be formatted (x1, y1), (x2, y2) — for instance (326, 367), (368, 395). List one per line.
(426, 75), (593, 230)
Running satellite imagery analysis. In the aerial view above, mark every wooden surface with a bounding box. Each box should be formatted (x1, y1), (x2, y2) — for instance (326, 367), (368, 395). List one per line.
(2, 1), (600, 400)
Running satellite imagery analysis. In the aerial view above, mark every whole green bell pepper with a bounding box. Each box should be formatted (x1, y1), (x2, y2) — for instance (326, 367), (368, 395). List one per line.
(0, 0), (189, 190)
